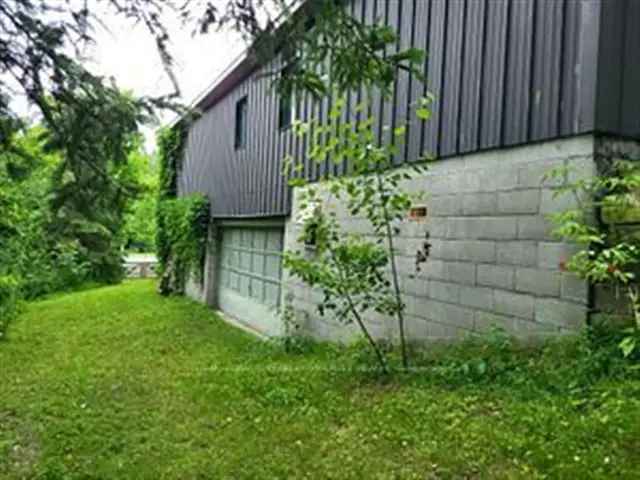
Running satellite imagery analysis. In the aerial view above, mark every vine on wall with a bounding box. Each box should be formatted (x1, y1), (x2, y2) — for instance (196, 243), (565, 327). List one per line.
(156, 120), (210, 295)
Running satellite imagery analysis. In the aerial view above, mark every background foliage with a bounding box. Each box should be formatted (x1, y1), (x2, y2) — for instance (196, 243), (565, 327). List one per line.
(156, 123), (210, 295)
(0, 117), (154, 337)
(123, 148), (160, 252)
(45, 88), (149, 284)
(0, 276), (19, 340)
(0, 128), (85, 335)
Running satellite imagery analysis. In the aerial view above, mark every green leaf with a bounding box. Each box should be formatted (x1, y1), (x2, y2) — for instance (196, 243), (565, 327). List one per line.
(416, 108), (431, 121)
(289, 178), (307, 188)
(619, 336), (637, 358)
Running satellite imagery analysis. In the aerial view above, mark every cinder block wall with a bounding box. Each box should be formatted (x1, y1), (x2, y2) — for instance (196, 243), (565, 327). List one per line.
(283, 136), (597, 343)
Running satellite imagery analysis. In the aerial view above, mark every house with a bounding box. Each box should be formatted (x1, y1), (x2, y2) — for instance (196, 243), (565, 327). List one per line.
(179, 0), (640, 342)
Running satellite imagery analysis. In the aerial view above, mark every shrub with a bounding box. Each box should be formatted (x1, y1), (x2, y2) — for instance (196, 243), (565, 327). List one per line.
(547, 158), (640, 358)
(17, 240), (90, 299)
(410, 325), (638, 392)
(0, 275), (19, 339)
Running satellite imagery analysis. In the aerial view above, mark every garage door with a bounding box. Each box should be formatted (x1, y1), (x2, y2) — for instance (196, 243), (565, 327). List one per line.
(216, 225), (284, 335)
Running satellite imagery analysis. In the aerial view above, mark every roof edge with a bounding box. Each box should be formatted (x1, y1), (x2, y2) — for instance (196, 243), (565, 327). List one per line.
(167, 0), (311, 128)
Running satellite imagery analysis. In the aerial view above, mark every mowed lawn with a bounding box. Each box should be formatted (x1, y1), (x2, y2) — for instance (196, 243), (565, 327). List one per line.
(1, 281), (640, 479)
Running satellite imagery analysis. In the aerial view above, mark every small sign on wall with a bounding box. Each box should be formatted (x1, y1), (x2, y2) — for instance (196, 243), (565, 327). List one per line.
(408, 206), (428, 221)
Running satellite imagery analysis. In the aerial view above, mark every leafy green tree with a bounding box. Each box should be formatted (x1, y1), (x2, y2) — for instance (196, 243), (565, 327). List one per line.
(0, 0), (418, 134)
(283, 96), (433, 371)
(0, 126), (88, 301)
(2, 0), (426, 308)
(45, 88), (149, 283)
(124, 146), (159, 252)
(547, 159), (640, 358)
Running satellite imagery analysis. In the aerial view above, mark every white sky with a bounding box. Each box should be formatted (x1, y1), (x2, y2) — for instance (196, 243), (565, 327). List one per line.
(11, 4), (246, 152)
(88, 6), (246, 151)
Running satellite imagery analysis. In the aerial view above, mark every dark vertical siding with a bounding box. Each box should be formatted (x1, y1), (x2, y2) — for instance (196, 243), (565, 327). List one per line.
(423, 0), (447, 157)
(239, 80), (250, 214)
(596, 0), (640, 138)
(317, 62), (329, 180)
(479, 0), (508, 149)
(255, 68), (266, 214)
(594, 0), (621, 135)
(381, 0), (399, 157)
(264, 65), (277, 215)
(369, 0), (385, 148)
(302, 89), (312, 178)
(440, 0), (465, 156)
(458, 0), (484, 153)
(530, 0), (563, 140)
(180, 0), (622, 218)
(307, 93), (318, 182)
(620, 0), (640, 137)
(560, 0), (581, 136)
(406, 0), (430, 163)
(282, 100), (295, 211)
(343, 0), (366, 175)
(503, 0), (535, 146)
(393, 0), (412, 165)
(578, 0), (601, 132)
(273, 57), (285, 213)
(248, 76), (258, 213)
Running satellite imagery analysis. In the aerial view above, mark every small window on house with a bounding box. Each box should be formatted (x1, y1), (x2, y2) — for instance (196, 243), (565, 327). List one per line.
(235, 96), (248, 149)
(278, 93), (294, 130)
(278, 64), (296, 130)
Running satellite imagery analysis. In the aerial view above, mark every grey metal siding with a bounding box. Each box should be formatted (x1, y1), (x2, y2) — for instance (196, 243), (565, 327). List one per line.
(458, 0), (485, 153)
(596, 0), (640, 138)
(479, 0), (509, 149)
(503, 0), (534, 146)
(620, 0), (640, 138)
(440, 0), (464, 157)
(560, 0), (581, 136)
(405, 0), (430, 163)
(530, 0), (563, 140)
(423, 0), (447, 158)
(180, 0), (632, 219)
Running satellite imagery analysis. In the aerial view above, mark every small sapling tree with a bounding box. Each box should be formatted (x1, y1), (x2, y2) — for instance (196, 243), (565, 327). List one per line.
(283, 95), (433, 371)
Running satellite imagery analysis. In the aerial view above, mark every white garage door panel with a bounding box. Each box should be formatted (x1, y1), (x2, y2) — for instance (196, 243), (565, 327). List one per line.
(217, 226), (283, 336)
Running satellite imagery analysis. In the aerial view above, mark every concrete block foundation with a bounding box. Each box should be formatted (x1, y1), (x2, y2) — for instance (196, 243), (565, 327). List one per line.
(187, 135), (640, 343)
(282, 135), (596, 342)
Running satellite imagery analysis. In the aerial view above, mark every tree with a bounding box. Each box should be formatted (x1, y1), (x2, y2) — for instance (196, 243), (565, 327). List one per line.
(283, 96), (433, 371)
(1, 0), (425, 300)
(45, 87), (149, 283)
(0, 126), (88, 300)
(1, 1), (162, 286)
(0, 1), (422, 143)
(124, 144), (159, 252)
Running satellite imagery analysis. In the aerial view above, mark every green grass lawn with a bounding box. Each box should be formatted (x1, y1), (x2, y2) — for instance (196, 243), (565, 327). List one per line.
(1, 280), (639, 479)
